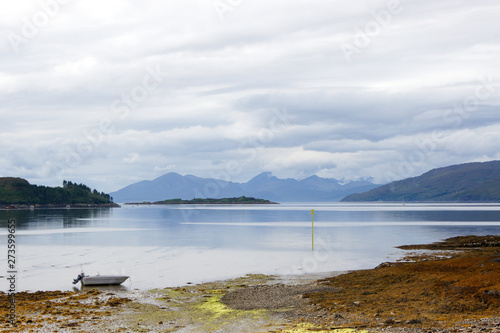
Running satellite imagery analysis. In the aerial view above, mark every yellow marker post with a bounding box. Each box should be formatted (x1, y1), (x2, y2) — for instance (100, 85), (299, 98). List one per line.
(311, 209), (315, 251)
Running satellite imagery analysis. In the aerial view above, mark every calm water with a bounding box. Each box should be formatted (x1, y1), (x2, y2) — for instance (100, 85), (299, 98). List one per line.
(1, 203), (499, 291)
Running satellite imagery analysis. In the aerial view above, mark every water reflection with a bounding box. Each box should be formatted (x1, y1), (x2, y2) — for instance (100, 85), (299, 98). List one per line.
(0, 204), (499, 291)
(0, 208), (113, 229)
(0, 205), (499, 249)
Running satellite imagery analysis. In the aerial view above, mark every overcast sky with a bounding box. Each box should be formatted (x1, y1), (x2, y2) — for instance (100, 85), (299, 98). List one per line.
(1, 0), (499, 192)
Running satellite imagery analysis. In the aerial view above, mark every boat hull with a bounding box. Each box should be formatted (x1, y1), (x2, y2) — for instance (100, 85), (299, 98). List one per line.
(81, 275), (129, 286)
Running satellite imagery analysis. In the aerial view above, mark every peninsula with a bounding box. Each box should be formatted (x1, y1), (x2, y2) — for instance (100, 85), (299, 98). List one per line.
(0, 177), (119, 209)
(126, 196), (278, 205)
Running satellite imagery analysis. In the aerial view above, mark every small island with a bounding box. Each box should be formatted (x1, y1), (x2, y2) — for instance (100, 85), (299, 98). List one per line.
(126, 196), (278, 205)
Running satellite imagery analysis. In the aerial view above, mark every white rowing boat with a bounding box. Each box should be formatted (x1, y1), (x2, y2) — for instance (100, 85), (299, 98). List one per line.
(73, 272), (129, 286)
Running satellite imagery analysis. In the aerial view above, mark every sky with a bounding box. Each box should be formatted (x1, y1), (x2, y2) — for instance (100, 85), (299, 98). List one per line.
(1, 0), (499, 192)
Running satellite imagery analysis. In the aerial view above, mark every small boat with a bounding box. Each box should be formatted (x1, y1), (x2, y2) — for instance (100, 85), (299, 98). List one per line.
(72, 272), (129, 286)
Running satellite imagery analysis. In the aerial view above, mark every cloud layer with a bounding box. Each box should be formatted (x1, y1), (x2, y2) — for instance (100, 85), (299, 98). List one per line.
(1, 0), (499, 191)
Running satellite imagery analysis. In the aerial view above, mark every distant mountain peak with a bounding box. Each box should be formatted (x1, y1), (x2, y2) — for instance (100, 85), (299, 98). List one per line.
(301, 175), (339, 183)
(247, 172), (277, 183)
(255, 172), (274, 178)
(155, 172), (183, 180)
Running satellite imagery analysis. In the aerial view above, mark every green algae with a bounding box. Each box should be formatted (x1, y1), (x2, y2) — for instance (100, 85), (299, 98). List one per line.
(121, 274), (281, 332)
(280, 323), (368, 333)
(193, 294), (271, 331)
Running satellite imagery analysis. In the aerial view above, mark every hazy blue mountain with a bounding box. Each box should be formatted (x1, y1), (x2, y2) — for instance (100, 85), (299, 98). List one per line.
(298, 175), (343, 192)
(241, 172), (318, 202)
(239, 173), (377, 202)
(342, 160), (500, 202)
(111, 172), (380, 203)
(111, 172), (245, 203)
(317, 182), (384, 202)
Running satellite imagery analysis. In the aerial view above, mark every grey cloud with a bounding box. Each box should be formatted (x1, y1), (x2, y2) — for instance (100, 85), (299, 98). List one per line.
(1, 0), (499, 190)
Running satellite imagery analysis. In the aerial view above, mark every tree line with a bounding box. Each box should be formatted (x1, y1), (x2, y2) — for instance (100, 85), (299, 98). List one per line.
(62, 180), (113, 202)
(0, 177), (114, 205)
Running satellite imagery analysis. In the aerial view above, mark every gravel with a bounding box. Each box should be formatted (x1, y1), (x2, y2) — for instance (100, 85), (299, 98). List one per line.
(221, 283), (339, 310)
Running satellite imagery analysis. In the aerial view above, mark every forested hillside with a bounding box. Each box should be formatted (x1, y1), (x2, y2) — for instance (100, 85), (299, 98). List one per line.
(0, 177), (114, 205)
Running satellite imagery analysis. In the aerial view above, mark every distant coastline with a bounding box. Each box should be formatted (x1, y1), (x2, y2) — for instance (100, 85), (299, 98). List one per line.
(126, 196), (278, 205)
(0, 203), (120, 210)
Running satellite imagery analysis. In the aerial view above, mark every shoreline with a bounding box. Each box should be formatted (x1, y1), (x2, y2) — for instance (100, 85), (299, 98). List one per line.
(125, 202), (279, 205)
(0, 203), (120, 210)
(1, 271), (351, 332)
(1, 236), (499, 332)
(3, 268), (498, 332)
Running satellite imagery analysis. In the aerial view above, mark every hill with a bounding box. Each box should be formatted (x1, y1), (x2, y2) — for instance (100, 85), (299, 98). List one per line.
(110, 172), (379, 203)
(0, 177), (117, 207)
(342, 160), (500, 202)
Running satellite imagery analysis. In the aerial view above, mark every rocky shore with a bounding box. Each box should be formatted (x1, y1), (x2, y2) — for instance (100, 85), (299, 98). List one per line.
(1, 235), (499, 332)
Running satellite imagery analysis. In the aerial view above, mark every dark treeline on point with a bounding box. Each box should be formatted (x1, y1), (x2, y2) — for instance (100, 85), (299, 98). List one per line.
(62, 180), (112, 202)
(0, 177), (113, 205)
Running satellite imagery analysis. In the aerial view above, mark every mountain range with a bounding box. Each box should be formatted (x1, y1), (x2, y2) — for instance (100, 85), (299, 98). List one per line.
(110, 172), (379, 203)
(342, 160), (500, 202)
